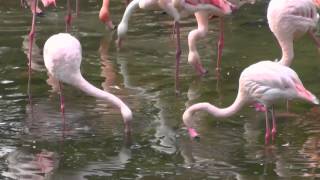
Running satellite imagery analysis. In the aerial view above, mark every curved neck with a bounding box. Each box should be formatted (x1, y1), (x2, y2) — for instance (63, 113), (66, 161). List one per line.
(102, 0), (109, 7)
(70, 73), (129, 112)
(183, 91), (247, 128)
(277, 37), (294, 66)
(120, 0), (139, 24)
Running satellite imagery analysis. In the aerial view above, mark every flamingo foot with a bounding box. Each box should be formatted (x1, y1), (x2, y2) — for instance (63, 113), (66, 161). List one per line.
(188, 128), (200, 140)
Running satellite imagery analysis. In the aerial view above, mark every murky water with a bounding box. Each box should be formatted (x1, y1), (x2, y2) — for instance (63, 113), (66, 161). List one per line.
(1, 0), (320, 179)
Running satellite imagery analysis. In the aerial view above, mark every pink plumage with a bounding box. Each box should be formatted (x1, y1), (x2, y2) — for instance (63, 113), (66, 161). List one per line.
(43, 33), (133, 133)
(183, 61), (319, 144)
(267, 0), (320, 66)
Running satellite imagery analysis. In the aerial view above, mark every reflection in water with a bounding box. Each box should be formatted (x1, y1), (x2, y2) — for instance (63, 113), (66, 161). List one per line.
(99, 34), (117, 90)
(63, 135), (132, 179)
(298, 107), (320, 178)
(22, 33), (60, 93)
(2, 149), (59, 180)
(22, 35), (45, 72)
(3, 0), (320, 178)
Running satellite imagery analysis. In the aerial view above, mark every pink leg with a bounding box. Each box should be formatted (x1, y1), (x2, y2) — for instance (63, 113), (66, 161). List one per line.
(58, 82), (66, 130)
(28, 0), (37, 109)
(309, 31), (320, 48)
(265, 108), (271, 145)
(271, 106), (277, 142)
(174, 21), (182, 94)
(216, 17), (224, 72)
(65, 0), (72, 32)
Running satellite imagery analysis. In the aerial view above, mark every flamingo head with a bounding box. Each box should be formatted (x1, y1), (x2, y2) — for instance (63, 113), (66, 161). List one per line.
(295, 83), (319, 105)
(99, 6), (115, 30)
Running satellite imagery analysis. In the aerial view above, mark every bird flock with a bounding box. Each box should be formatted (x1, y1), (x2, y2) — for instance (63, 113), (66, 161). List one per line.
(22, 0), (320, 145)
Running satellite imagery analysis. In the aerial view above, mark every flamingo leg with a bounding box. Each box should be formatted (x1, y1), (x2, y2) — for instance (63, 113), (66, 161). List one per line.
(58, 82), (66, 130)
(265, 107), (271, 145)
(309, 31), (320, 48)
(28, 0), (38, 110)
(175, 21), (181, 94)
(65, 0), (72, 32)
(75, 0), (79, 17)
(271, 105), (277, 142)
(216, 17), (224, 73)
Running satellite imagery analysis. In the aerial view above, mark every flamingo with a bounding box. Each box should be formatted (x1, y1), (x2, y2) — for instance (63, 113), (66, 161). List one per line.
(43, 33), (133, 133)
(267, 0), (320, 66)
(99, 0), (115, 30)
(25, 0), (56, 108)
(182, 61), (319, 144)
(99, 0), (132, 30)
(175, 0), (255, 75)
(117, 0), (240, 92)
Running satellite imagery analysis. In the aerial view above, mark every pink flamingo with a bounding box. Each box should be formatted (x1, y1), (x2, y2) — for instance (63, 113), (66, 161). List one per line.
(117, 0), (239, 91)
(65, 0), (80, 32)
(43, 33), (133, 133)
(182, 61), (319, 144)
(267, 0), (320, 66)
(174, 0), (254, 75)
(26, 0), (56, 108)
(99, 0), (115, 30)
(99, 0), (132, 30)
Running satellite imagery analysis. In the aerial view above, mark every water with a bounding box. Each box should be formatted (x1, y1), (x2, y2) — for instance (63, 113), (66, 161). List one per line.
(1, 0), (320, 179)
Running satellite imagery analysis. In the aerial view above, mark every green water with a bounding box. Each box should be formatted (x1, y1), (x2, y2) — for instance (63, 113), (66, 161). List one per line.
(1, 0), (320, 179)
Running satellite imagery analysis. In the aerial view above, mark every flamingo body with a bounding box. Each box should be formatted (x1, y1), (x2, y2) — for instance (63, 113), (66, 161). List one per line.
(183, 61), (319, 143)
(43, 33), (133, 133)
(267, 0), (320, 66)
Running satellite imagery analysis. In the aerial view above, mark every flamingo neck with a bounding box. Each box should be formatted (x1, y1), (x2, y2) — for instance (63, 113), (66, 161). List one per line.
(120, 0), (139, 24)
(183, 91), (246, 128)
(118, 0), (139, 37)
(70, 73), (132, 121)
(102, 0), (109, 7)
(277, 38), (294, 66)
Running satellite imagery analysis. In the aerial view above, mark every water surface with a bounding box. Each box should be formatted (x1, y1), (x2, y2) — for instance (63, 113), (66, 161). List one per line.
(1, 0), (320, 179)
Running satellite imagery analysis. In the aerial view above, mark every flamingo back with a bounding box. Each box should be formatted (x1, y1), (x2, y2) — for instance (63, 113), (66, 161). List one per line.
(240, 61), (318, 106)
(267, 0), (318, 39)
(43, 33), (82, 85)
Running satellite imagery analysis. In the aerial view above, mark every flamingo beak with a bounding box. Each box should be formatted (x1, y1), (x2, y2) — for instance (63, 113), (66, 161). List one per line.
(295, 84), (319, 105)
(312, 96), (320, 105)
